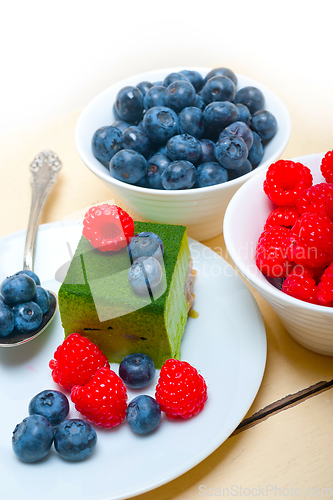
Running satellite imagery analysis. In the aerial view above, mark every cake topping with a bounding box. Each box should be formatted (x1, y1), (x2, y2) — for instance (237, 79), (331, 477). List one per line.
(82, 203), (134, 252)
(128, 231), (164, 262)
(128, 256), (162, 296)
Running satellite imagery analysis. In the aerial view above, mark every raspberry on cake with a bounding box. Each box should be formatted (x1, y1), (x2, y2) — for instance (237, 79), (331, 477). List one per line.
(58, 208), (194, 368)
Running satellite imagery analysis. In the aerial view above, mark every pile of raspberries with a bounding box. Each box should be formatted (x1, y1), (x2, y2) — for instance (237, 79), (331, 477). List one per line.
(256, 151), (333, 306)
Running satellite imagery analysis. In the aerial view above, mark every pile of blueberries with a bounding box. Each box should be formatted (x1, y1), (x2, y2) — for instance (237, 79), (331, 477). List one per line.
(12, 390), (97, 462)
(92, 67), (277, 190)
(13, 353), (160, 463)
(0, 270), (50, 337)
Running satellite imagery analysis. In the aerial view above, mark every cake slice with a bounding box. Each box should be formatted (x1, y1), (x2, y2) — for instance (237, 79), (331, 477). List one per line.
(58, 221), (192, 368)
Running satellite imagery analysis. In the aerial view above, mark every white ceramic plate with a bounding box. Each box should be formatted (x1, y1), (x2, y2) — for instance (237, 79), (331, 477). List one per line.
(0, 222), (266, 500)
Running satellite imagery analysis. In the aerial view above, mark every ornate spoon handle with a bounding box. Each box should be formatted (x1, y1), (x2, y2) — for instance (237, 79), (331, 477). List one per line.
(23, 150), (62, 271)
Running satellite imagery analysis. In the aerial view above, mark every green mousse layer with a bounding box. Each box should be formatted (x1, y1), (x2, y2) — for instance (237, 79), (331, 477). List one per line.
(58, 221), (190, 368)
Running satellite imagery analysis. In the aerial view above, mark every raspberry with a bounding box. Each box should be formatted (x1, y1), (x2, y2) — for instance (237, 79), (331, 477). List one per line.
(71, 367), (128, 428)
(263, 160), (313, 206)
(317, 262), (333, 307)
(255, 226), (292, 278)
(320, 150), (333, 183)
(326, 193), (333, 220)
(291, 212), (333, 251)
(282, 268), (319, 304)
(296, 183), (333, 216)
(82, 204), (134, 252)
(288, 239), (330, 269)
(264, 206), (299, 230)
(49, 333), (109, 391)
(155, 359), (207, 419)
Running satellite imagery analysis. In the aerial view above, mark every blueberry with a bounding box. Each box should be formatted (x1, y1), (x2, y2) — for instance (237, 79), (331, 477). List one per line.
(137, 232), (164, 255)
(135, 176), (151, 188)
(251, 110), (277, 140)
(204, 67), (238, 86)
(196, 162), (228, 187)
(115, 86), (144, 122)
(0, 295), (3, 303)
(157, 145), (167, 155)
(153, 81), (164, 86)
(235, 104), (252, 126)
(193, 94), (205, 111)
(201, 76), (236, 104)
(143, 106), (178, 145)
(219, 121), (253, 150)
(143, 85), (166, 109)
(32, 286), (50, 314)
(92, 126), (123, 163)
(126, 395), (161, 434)
(109, 149), (147, 184)
(29, 390), (69, 427)
(122, 126), (153, 158)
(119, 353), (155, 388)
(12, 414), (54, 463)
(146, 153), (171, 189)
(13, 301), (43, 333)
(162, 72), (190, 87)
(111, 120), (132, 133)
(178, 107), (205, 139)
(136, 81), (153, 97)
(15, 270), (41, 286)
(228, 159), (253, 180)
(54, 419), (97, 461)
(166, 134), (202, 164)
(248, 131), (264, 167)
(203, 101), (239, 139)
(112, 103), (122, 121)
(1, 273), (36, 306)
(137, 120), (145, 132)
(180, 70), (204, 92)
(164, 81), (196, 113)
(0, 302), (15, 337)
(234, 86), (265, 115)
(197, 139), (216, 164)
(128, 257), (162, 296)
(128, 233), (163, 262)
(161, 160), (197, 189)
(215, 136), (248, 170)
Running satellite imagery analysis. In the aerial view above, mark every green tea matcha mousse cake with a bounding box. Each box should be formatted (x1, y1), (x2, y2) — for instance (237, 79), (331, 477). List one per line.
(58, 205), (194, 368)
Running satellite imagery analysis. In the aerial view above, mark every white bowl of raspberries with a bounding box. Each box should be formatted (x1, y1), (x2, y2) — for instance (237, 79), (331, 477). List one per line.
(75, 67), (291, 241)
(223, 151), (333, 356)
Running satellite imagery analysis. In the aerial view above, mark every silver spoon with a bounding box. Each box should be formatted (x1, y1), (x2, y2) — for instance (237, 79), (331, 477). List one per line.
(0, 150), (62, 347)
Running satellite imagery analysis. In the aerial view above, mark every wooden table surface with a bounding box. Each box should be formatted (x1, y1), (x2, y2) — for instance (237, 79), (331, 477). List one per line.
(0, 110), (332, 498)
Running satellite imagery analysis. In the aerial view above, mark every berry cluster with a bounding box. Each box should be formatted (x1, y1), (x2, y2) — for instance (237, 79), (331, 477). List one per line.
(12, 389), (97, 463)
(0, 270), (51, 338)
(82, 204), (165, 297)
(92, 67), (278, 190)
(49, 333), (208, 435)
(256, 153), (333, 305)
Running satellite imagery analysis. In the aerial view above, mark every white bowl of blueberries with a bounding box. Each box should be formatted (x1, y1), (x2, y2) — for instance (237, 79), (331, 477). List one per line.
(75, 67), (291, 241)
